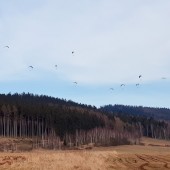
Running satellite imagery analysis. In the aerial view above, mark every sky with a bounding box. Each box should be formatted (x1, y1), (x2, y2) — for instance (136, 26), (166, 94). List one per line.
(0, 0), (170, 108)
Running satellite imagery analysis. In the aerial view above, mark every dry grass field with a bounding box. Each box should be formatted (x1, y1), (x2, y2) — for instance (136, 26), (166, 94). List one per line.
(0, 137), (170, 170)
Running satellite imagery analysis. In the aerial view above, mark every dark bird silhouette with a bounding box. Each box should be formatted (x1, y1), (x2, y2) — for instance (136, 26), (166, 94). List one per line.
(120, 84), (125, 87)
(28, 66), (34, 69)
(4, 46), (9, 48)
(162, 77), (166, 80)
(110, 88), (114, 90)
(139, 75), (142, 78)
(72, 51), (74, 54)
(55, 65), (57, 69)
(73, 81), (77, 84)
(136, 83), (140, 86)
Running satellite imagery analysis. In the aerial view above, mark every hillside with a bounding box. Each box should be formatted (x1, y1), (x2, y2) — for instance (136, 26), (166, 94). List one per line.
(0, 93), (169, 151)
(100, 104), (170, 120)
(100, 104), (170, 140)
(0, 93), (139, 150)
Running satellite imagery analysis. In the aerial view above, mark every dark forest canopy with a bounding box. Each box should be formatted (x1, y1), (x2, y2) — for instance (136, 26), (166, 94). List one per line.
(100, 104), (170, 121)
(0, 93), (103, 137)
(0, 92), (97, 110)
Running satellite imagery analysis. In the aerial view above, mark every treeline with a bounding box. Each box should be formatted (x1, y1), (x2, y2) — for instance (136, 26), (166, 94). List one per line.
(100, 104), (170, 140)
(0, 93), (140, 149)
(100, 104), (170, 120)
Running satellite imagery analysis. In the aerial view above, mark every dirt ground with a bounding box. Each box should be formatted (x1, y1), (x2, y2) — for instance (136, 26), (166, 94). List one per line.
(0, 138), (170, 170)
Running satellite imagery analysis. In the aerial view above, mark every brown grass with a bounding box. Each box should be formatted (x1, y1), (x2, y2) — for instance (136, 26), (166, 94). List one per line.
(0, 137), (169, 169)
(140, 137), (170, 147)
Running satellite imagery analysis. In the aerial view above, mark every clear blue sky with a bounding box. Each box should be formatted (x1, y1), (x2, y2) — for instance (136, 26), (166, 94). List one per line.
(0, 0), (170, 108)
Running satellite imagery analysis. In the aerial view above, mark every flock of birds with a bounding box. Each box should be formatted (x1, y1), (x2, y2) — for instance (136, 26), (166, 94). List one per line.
(3, 45), (167, 92)
(31, 51), (76, 84)
(109, 74), (142, 92)
(3, 46), (78, 84)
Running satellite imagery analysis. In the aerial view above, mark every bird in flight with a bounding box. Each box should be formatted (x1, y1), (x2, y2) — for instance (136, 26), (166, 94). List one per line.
(136, 83), (140, 86)
(72, 51), (74, 54)
(28, 66), (34, 70)
(162, 77), (166, 80)
(4, 46), (9, 48)
(73, 81), (77, 84)
(120, 84), (125, 87)
(55, 65), (57, 69)
(139, 75), (142, 78)
(110, 88), (114, 90)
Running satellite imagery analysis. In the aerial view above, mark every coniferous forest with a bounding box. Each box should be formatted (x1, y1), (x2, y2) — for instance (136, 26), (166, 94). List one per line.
(0, 93), (170, 150)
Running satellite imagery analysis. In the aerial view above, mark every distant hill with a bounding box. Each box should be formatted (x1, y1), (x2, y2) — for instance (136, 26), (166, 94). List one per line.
(100, 104), (170, 121)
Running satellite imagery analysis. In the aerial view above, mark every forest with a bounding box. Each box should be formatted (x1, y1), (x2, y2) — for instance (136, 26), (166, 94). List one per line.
(0, 93), (169, 150)
(100, 104), (170, 120)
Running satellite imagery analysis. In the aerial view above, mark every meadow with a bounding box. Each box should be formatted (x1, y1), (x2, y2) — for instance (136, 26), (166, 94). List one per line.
(0, 137), (170, 170)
